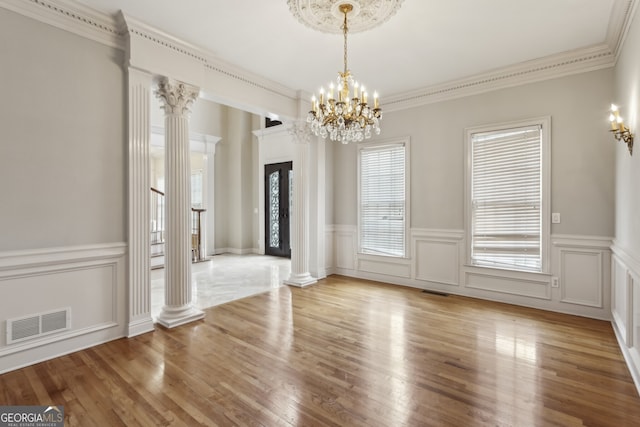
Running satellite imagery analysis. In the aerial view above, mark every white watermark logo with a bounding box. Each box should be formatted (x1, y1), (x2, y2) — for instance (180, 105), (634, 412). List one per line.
(0, 405), (64, 427)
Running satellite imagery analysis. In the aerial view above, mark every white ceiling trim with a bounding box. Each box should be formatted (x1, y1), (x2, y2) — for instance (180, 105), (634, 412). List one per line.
(122, 16), (299, 101)
(121, 13), (300, 118)
(384, 44), (616, 113)
(3, 0), (638, 115)
(608, 0), (640, 60)
(0, 0), (122, 48)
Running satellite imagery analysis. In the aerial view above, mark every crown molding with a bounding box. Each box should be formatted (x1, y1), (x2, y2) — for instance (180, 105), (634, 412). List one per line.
(0, 0), (298, 104)
(608, 0), (639, 60)
(383, 0), (638, 112)
(0, 0), (124, 49)
(120, 13), (210, 65)
(203, 55), (298, 101)
(607, 0), (637, 55)
(3, 0), (637, 115)
(120, 12), (298, 102)
(383, 44), (616, 112)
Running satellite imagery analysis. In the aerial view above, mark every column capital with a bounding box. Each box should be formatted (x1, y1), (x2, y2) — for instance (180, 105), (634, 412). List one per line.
(288, 121), (312, 144)
(155, 78), (199, 115)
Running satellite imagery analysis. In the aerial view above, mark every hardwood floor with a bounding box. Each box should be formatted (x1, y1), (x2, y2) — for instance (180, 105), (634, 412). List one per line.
(2, 275), (639, 426)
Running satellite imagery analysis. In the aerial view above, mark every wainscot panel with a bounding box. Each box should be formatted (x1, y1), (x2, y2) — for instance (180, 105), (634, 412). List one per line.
(325, 228), (335, 273)
(559, 250), (603, 307)
(611, 253), (631, 345)
(611, 242), (640, 394)
(464, 268), (551, 299)
(357, 255), (411, 278)
(328, 228), (613, 319)
(412, 229), (463, 286)
(630, 273), (640, 387)
(334, 225), (356, 272)
(553, 236), (611, 309)
(0, 243), (127, 373)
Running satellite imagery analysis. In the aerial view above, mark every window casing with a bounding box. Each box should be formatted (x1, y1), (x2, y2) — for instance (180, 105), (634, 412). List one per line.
(466, 118), (550, 273)
(358, 139), (409, 258)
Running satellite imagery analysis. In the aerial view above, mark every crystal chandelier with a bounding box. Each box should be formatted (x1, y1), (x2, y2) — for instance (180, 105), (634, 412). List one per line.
(306, 3), (382, 144)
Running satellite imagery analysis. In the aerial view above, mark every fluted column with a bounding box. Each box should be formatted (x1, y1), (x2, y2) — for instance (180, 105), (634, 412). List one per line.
(127, 67), (154, 337)
(284, 124), (317, 287)
(155, 78), (204, 328)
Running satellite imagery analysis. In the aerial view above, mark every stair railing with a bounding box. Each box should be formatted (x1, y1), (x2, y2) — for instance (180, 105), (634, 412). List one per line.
(150, 187), (165, 255)
(151, 187), (206, 262)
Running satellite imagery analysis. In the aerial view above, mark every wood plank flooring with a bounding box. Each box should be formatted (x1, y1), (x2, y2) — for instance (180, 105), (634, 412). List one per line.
(2, 275), (640, 426)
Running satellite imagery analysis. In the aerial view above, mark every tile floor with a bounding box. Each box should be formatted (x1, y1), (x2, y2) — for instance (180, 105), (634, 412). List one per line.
(151, 254), (291, 320)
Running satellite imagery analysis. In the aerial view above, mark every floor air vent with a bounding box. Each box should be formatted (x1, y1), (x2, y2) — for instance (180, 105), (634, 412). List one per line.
(6, 308), (70, 344)
(422, 289), (449, 297)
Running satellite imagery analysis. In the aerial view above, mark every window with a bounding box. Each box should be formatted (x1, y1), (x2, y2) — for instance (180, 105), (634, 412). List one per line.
(191, 170), (203, 208)
(358, 140), (408, 257)
(467, 118), (550, 273)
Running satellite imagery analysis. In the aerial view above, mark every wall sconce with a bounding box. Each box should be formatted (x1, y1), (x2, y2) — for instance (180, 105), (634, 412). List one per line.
(609, 104), (634, 155)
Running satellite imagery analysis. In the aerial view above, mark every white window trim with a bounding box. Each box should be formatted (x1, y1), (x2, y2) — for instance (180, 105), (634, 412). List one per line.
(464, 116), (551, 274)
(357, 136), (411, 259)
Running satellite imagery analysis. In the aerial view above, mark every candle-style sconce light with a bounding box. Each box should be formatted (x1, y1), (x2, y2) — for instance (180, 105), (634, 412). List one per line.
(609, 104), (634, 155)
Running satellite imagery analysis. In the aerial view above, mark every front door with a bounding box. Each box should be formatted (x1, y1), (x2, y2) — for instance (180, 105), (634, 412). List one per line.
(265, 161), (292, 257)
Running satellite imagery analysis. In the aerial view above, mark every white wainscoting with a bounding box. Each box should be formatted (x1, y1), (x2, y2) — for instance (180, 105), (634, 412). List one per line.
(325, 226), (335, 273)
(611, 243), (640, 393)
(333, 225), (357, 273)
(357, 255), (411, 279)
(552, 235), (612, 311)
(412, 229), (464, 287)
(612, 253), (632, 345)
(326, 226), (612, 319)
(0, 243), (127, 374)
(464, 267), (551, 299)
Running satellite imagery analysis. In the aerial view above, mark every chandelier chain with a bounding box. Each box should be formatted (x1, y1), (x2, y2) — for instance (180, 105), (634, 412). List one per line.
(343, 9), (348, 74)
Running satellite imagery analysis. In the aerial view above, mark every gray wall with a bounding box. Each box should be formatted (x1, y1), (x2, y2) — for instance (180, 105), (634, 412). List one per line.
(333, 68), (615, 237)
(0, 8), (126, 251)
(614, 5), (640, 258)
(215, 107), (257, 251)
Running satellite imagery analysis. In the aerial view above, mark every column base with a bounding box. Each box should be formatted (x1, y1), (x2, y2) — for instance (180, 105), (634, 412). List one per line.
(156, 305), (205, 329)
(284, 273), (317, 288)
(127, 316), (155, 337)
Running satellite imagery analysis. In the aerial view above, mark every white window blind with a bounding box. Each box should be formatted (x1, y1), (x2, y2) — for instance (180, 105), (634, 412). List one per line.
(471, 125), (542, 272)
(359, 143), (406, 257)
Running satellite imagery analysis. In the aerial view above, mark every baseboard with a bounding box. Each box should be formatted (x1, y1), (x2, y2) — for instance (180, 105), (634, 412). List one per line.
(612, 319), (640, 396)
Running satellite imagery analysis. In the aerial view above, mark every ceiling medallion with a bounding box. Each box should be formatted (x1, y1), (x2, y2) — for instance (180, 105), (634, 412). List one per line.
(288, 0), (404, 34)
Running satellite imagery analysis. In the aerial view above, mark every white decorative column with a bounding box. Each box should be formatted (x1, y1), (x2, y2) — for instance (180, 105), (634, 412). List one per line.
(155, 78), (205, 328)
(309, 135), (327, 279)
(284, 124), (318, 287)
(204, 136), (221, 257)
(127, 67), (155, 337)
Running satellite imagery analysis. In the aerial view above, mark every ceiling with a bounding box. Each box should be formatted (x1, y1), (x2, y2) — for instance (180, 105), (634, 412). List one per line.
(74, 0), (620, 99)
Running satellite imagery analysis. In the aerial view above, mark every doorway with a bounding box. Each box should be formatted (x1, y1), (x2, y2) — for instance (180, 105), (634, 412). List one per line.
(265, 161), (292, 258)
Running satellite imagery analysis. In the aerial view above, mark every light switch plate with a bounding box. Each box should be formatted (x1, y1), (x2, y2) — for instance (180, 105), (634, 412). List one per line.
(552, 213), (561, 223)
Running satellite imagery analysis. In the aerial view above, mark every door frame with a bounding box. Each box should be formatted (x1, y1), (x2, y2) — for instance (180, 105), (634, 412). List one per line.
(264, 161), (293, 258)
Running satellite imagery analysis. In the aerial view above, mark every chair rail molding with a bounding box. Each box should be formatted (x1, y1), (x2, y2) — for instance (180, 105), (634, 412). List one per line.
(0, 243), (127, 374)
